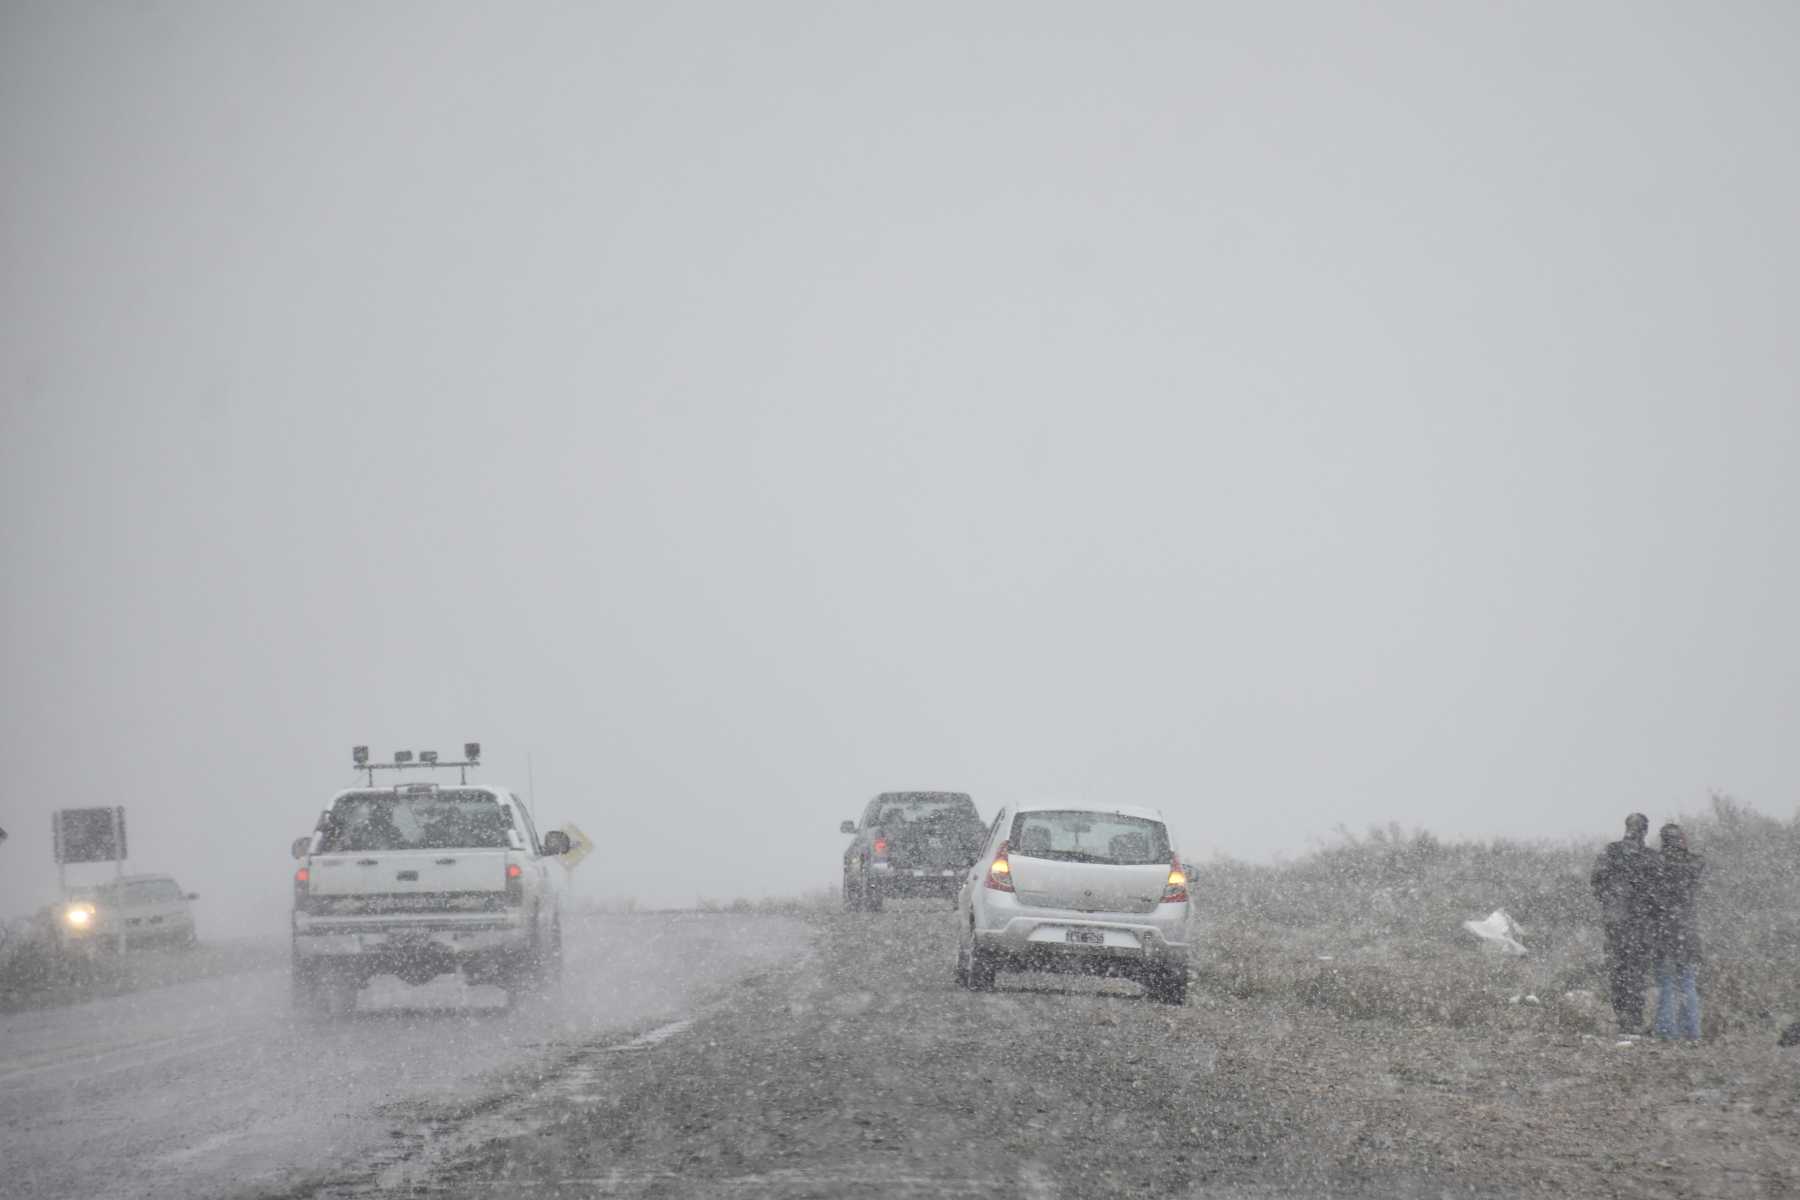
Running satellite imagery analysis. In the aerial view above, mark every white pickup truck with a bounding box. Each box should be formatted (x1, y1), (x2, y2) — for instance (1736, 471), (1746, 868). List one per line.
(289, 779), (570, 1017)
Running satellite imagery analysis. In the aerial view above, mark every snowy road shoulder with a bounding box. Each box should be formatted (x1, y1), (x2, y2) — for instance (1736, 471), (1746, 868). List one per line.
(375, 907), (1800, 1200)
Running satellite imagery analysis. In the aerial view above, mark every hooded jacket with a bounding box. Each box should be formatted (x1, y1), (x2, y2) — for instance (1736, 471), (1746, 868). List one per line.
(1648, 847), (1704, 965)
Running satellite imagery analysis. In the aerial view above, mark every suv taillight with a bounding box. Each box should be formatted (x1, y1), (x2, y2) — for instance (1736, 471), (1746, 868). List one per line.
(505, 862), (524, 906)
(1161, 857), (1188, 904)
(984, 841), (1015, 893)
(293, 866), (311, 913)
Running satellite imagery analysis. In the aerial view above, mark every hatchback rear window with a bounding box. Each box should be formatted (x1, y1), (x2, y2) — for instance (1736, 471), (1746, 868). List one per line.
(1008, 811), (1171, 865)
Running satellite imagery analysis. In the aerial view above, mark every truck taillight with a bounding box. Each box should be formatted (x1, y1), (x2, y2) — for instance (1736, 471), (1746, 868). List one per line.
(872, 836), (888, 861)
(293, 866), (310, 912)
(505, 862), (524, 906)
(1161, 857), (1189, 904)
(984, 841), (1015, 893)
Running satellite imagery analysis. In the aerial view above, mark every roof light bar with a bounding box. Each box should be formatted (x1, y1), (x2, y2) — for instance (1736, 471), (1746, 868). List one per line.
(349, 742), (485, 785)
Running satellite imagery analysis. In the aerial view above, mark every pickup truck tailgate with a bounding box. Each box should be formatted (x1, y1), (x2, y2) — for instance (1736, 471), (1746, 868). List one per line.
(307, 850), (508, 900)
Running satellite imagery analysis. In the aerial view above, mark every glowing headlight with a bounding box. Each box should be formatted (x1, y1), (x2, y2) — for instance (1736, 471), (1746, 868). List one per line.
(64, 904), (95, 928)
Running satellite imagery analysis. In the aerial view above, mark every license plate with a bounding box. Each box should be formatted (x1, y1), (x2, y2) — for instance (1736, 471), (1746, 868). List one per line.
(912, 869), (926, 877)
(1066, 928), (1104, 945)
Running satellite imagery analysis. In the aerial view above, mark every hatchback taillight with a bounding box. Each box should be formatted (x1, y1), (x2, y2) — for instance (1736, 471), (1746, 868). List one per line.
(984, 841), (1015, 893)
(1161, 857), (1189, 904)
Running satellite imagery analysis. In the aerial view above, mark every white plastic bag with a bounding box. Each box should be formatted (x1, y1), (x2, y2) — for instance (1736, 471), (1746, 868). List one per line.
(1461, 908), (1528, 956)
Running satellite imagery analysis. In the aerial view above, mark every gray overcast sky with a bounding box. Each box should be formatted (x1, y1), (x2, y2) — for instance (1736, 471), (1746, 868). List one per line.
(4, 2), (1797, 932)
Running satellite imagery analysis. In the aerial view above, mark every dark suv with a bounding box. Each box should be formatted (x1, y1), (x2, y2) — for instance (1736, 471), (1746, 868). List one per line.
(840, 791), (985, 911)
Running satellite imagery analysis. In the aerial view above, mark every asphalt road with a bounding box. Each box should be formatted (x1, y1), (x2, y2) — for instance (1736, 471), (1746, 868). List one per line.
(0, 912), (809, 1200)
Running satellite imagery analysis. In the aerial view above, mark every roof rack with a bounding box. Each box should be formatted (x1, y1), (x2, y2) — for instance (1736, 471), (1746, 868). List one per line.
(352, 742), (481, 786)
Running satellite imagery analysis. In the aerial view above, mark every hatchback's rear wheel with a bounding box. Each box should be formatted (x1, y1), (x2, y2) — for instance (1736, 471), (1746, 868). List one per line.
(1146, 966), (1187, 1006)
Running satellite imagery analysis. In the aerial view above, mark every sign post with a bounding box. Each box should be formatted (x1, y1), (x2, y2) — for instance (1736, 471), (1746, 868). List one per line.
(53, 807), (128, 951)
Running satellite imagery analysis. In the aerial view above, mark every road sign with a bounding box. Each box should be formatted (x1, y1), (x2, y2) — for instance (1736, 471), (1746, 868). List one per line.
(53, 807), (127, 864)
(557, 823), (594, 872)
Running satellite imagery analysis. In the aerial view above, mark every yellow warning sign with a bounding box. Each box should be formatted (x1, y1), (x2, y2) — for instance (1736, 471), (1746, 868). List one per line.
(557, 823), (594, 872)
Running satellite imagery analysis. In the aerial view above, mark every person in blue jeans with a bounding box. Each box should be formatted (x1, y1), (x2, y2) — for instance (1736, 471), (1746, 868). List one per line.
(1648, 823), (1704, 1041)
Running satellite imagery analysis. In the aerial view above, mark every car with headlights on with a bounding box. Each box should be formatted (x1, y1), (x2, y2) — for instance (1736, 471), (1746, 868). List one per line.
(55, 874), (199, 952)
(955, 803), (1190, 1003)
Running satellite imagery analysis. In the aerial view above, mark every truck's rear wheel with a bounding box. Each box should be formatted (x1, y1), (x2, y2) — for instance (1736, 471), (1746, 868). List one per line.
(503, 924), (553, 1007)
(536, 918), (564, 988)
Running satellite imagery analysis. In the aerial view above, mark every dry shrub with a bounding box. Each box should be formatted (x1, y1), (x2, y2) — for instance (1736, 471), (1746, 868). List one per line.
(1195, 798), (1800, 1035)
(1292, 960), (1502, 1028)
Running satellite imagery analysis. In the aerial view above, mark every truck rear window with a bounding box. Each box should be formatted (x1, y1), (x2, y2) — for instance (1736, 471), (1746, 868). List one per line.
(320, 790), (511, 852)
(873, 793), (978, 827)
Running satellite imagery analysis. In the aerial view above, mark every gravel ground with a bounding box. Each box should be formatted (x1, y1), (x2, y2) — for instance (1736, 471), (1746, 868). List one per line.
(324, 906), (1798, 1199)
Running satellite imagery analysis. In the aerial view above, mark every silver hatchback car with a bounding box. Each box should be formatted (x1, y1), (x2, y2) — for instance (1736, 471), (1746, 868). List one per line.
(955, 803), (1190, 1004)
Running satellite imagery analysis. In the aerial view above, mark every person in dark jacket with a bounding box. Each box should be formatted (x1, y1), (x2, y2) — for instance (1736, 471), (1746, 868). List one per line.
(1649, 822), (1704, 1041)
(1591, 813), (1654, 1032)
